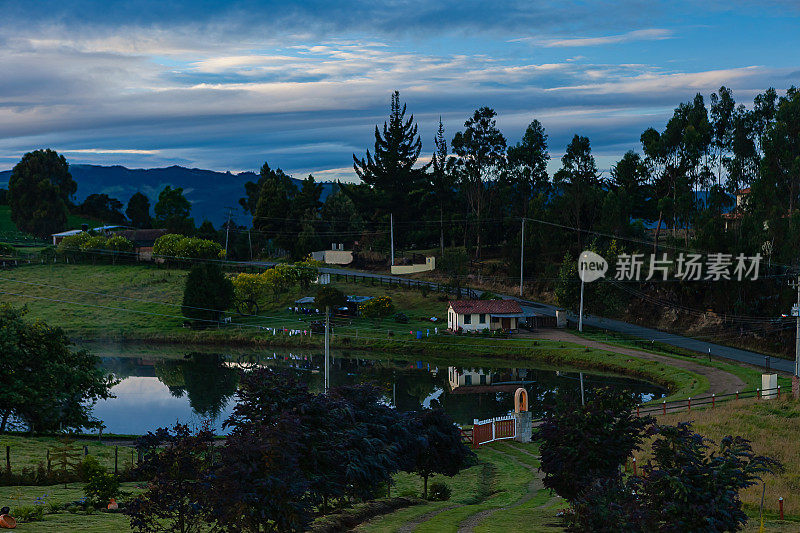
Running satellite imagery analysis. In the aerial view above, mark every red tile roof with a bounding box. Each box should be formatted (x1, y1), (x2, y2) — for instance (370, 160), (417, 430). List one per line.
(448, 300), (522, 315)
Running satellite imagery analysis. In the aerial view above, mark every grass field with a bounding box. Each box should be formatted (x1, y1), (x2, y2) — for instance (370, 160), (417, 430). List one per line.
(358, 440), (562, 533)
(654, 396), (800, 520)
(0, 435), (138, 476)
(577, 328), (795, 393)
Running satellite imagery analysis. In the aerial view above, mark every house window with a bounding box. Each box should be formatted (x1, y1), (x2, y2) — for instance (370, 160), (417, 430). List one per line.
(464, 314), (472, 325)
(465, 374), (472, 385)
(479, 313), (486, 324)
(491, 316), (500, 323)
(479, 374), (486, 385)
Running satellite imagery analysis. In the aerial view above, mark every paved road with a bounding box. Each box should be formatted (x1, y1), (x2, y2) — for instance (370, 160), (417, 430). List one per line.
(251, 261), (796, 374)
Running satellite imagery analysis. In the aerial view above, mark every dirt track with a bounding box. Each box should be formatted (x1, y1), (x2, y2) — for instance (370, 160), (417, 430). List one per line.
(532, 329), (746, 395)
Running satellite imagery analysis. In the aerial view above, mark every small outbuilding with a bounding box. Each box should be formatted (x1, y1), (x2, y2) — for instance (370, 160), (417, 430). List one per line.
(447, 299), (524, 332)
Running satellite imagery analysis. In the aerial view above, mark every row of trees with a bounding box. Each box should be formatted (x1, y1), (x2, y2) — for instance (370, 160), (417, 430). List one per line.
(537, 388), (779, 531)
(245, 85), (800, 269)
(126, 369), (474, 532)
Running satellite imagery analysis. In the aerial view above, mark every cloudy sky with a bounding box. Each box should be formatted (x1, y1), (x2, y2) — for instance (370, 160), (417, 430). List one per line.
(0, 0), (798, 180)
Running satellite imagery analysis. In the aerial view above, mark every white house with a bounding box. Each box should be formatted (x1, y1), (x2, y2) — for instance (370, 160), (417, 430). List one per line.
(447, 300), (524, 332)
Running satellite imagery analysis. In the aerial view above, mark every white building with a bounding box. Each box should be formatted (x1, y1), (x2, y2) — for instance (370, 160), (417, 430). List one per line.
(447, 300), (524, 332)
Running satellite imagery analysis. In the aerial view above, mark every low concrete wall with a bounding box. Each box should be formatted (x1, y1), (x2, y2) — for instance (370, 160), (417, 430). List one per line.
(391, 256), (435, 274)
(311, 250), (354, 265)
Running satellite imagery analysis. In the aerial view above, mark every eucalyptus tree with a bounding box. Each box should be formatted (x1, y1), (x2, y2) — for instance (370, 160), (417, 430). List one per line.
(553, 134), (602, 250)
(450, 106), (507, 257)
(428, 118), (455, 255)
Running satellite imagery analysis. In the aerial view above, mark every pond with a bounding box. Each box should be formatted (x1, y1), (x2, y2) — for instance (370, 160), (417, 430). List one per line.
(85, 343), (667, 435)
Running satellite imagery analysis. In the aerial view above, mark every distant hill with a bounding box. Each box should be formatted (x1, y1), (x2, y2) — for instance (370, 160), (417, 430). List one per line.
(0, 164), (336, 226)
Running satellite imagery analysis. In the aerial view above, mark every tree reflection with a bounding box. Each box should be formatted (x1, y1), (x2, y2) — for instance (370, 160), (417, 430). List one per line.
(154, 354), (239, 419)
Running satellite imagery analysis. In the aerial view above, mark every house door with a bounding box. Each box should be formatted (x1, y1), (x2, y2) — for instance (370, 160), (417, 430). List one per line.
(501, 318), (511, 330)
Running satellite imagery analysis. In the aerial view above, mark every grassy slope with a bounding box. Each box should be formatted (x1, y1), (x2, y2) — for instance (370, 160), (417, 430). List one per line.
(577, 329), (795, 393)
(0, 205), (101, 245)
(656, 397), (800, 520)
(359, 441), (561, 533)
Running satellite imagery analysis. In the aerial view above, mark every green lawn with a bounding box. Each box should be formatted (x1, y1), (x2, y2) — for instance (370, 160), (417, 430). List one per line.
(577, 328), (795, 392)
(0, 435), (137, 474)
(0, 482), (142, 533)
(359, 440), (562, 533)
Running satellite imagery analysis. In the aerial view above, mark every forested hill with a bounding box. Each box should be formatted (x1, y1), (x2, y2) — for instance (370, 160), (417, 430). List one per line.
(0, 164), (335, 225)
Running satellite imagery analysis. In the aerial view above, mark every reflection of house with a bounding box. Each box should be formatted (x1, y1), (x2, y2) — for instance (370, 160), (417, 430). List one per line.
(311, 243), (353, 265)
(447, 300), (523, 332)
(449, 367), (493, 388)
(448, 367), (532, 394)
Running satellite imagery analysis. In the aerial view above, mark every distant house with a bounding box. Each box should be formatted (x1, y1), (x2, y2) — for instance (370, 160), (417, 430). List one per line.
(115, 228), (168, 260)
(722, 187), (752, 231)
(51, 229), (84, 246)
(447, 299), (524, 332)
(311, 243), (353, 265)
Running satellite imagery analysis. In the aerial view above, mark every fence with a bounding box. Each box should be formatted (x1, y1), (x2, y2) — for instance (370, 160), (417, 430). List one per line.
(471, 415), (516, 448)
(637, 386), (785, 417)
(329, 271), (478, 298)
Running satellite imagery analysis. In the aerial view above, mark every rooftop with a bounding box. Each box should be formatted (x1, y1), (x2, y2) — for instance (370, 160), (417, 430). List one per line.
(448, 299), (523, 315)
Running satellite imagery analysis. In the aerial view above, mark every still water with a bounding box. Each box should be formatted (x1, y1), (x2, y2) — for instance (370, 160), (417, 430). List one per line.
(86, 343), (667, 435)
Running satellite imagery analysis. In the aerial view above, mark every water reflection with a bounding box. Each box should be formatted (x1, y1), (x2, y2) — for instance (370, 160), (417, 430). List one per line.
(89, 346), (666, 434)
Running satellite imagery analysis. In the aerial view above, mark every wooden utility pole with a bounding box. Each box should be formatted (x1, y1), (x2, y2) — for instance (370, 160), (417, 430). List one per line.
(519, 218), (525, 297)
(324, 305), (331, 393)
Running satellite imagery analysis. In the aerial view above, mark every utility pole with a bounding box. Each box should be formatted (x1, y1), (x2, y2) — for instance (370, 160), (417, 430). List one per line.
(578, 273), (585, 332)
(223, 207), (234, 261)
(579, 372), (585, 406)
(578, 251), (588, 332)
(390, 213), (395, 267)
(248, 229), (253, 261)
(792, 274), (800, 378)
(519, 218), (525, 297)
(324, 305), (331, 393)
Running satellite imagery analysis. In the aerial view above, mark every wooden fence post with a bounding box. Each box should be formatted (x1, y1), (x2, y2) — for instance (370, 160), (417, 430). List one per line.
(687, 397), (691, 411)
(662, 401), (666, 415)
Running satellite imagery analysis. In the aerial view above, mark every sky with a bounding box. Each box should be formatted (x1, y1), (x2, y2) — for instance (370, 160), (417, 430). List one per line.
(0, 0), (799, 181)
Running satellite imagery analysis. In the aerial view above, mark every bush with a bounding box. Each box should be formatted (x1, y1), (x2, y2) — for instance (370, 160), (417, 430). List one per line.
(84, 470), (121, 508)
(14, 505), (44, 522)
(392, 312), (409, 324)
(427, 482), (451, 501)
(360, 296), (395, 319)
(80, 456), (120, 507)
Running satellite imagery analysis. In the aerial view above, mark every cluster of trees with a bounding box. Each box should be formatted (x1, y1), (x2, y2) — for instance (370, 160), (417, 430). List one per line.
(5, 149), (202, 237)
(536, 388), (779, 531)
(56, 231), (134, 264)
(0, 306), (117, 434)
(231, 261), (318, 314)
(126, 369), (474, 532)
(152, 234), (223, 264)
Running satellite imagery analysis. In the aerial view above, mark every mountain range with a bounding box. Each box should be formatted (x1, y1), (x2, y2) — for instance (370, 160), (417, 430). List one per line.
(0, 164), (336, 226)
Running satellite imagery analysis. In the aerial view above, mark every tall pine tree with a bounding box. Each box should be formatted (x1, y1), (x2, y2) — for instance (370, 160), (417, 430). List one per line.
(347, 91), (428, 246)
